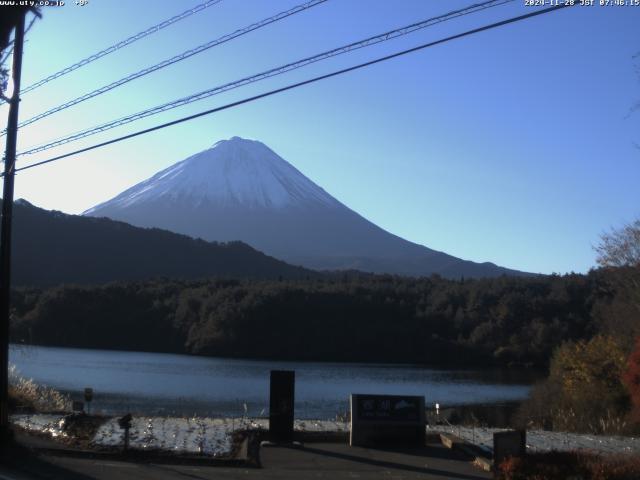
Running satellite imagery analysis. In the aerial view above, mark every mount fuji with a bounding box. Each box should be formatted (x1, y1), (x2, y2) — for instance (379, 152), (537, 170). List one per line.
(84, 137), (527, 278)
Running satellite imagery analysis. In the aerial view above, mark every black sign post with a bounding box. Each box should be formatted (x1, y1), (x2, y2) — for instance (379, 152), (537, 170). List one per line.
(269, 370), (295, 443)
(84, 388), (93, 414)
(118, 413), (132, 452)
(493, 430), (526, 466)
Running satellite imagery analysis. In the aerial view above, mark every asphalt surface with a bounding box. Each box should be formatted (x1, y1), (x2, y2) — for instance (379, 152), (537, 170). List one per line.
(0, 441), (490, 480)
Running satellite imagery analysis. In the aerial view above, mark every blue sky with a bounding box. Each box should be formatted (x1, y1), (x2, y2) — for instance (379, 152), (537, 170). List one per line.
(1, 0), (639, 274)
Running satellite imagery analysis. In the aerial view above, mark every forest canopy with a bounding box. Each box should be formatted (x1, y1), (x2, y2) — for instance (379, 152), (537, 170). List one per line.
(9, 266), (638, 368)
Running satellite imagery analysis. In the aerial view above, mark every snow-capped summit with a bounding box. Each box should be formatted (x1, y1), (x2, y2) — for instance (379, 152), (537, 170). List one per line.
(84, 137), (527, 278)
(85, 136), (337, 213)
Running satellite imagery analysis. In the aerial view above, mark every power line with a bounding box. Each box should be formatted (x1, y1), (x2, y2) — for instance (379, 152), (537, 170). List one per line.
(0, 0), (224, 105)
(4, 0), (327, 134)
(18, 0), (514, 156)
(10, 3), (574, 176)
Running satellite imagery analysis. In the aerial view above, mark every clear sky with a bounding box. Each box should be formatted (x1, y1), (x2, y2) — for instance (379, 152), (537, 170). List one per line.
(1, 0), (638, 275)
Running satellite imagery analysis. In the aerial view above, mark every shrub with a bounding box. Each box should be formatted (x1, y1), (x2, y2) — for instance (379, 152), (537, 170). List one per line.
(497, 451), (640, 480)
(8, 364), (70, 412)
(622, 337), (640, 423)
(517, 336), (630, 434)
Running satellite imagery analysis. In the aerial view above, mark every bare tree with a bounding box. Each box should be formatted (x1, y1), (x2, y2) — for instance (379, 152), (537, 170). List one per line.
(595, 220), (640, 341)
(596, 219), (640, 268)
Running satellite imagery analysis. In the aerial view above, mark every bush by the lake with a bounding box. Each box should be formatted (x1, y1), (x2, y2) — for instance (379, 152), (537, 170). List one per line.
(9, 364), (70, 412)
(516, 336), (633, 435)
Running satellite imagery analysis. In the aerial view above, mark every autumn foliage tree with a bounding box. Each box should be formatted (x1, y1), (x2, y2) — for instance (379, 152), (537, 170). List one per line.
(520, 335), (630, 433)
(549, 336), (627, 399)
(623, 336), (640, 422)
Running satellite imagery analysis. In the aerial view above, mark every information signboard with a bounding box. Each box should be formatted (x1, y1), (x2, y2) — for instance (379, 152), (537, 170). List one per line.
(350, 394), (425, 447)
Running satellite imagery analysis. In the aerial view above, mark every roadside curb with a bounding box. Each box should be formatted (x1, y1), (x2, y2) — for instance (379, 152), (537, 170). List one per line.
(16, 432), (259, 468)
(296, 431), (349, 443)
(439, 432), (493, 472)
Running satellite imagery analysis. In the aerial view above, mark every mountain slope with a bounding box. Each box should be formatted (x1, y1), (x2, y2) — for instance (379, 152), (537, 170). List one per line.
(7, 199), (315, 287)
(85, 136), (529, 278)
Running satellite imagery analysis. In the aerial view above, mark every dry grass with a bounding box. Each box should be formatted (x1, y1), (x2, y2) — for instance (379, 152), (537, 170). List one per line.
(497, 451), (640, 480)
(8, 364), (70, 412)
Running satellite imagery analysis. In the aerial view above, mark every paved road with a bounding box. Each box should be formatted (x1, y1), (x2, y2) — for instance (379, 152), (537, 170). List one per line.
(261, 442), (490, 479)
(0, 442), (490, 480)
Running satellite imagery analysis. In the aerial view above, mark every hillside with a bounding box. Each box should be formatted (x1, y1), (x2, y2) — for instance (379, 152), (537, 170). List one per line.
(5, 199), (315, 286)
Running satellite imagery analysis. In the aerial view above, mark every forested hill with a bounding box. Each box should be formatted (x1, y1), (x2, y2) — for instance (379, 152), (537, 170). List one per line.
(5, 199), (316, 286)
(10, 267), (638, 367)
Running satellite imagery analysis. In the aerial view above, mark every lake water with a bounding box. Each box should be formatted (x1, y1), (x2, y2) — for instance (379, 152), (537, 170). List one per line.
(9, 344), (537, 419)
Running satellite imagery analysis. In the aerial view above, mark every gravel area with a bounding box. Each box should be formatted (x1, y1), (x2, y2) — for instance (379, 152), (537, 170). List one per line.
(11, 414), (348, 457)
(433, 425), (640, 455)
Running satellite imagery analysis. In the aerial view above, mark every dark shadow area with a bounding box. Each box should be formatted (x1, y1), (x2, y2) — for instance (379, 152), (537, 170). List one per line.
(283, 444), (488, 480)
(1, 443), (97, 480)
(367, 443), (474, 461)
(147, 463), (212, 480)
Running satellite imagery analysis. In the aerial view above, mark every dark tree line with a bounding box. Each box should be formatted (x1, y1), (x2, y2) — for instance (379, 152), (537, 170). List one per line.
(9, 266), (638, 368)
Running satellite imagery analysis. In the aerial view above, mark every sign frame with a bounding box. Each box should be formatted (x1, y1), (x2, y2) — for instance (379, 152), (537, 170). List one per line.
(350, 393), (425, 447)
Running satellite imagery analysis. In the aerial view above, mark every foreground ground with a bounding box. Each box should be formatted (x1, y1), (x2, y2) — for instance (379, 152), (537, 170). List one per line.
(0, 440), (490, 480)
(6, 413), (640, 479)
(12, 414), (640, 457)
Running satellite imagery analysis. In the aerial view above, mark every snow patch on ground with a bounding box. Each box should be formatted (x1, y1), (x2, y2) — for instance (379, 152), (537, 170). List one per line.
(12, 414), (67, 439)
(93, 416), (235, 456)
(433, 425), (640, 455)
(11, 414), (348, 457)
(15, 414), (636, 458)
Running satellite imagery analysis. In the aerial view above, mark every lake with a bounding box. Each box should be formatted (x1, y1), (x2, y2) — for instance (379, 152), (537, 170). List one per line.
(9, 344), (537, 419)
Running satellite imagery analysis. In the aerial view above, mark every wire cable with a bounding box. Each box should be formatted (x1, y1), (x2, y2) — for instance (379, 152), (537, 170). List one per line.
(0, 0), (224, 105)
(4, 0), (327, 134)
(18, 0), (513, 155)
(9, 3), (575, 176)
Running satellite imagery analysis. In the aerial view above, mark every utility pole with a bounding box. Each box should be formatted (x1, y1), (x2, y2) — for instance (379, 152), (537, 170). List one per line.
(0, 10), (26, 441)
